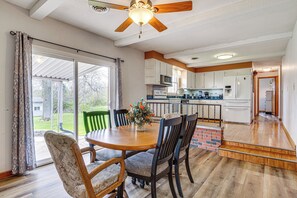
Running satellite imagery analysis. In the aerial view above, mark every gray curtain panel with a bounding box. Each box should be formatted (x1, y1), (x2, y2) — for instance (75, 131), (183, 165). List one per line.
(11, 31), (36, 175)
(115, 58), (123, 109)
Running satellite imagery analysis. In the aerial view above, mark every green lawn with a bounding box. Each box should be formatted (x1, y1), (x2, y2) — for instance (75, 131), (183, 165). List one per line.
(34, 107), (109, 136)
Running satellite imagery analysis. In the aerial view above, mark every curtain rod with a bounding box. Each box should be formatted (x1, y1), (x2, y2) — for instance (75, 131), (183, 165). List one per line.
(10, 31), (124, 63)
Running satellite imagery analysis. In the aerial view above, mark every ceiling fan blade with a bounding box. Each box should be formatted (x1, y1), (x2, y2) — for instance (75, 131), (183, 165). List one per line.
(149, 17), (167, 32)
(88, 0), (128, 10)
(154, 1), (192, 13)
(115, 18), (133, 32)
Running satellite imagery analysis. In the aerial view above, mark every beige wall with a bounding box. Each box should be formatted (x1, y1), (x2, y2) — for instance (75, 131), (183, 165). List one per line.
(282, 20), (297, 150)
(0, 1), (146, 172)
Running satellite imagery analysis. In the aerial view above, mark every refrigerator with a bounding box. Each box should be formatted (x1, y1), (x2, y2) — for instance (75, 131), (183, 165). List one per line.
(265, 91), (273, 113)
(223, 75), (252, 124)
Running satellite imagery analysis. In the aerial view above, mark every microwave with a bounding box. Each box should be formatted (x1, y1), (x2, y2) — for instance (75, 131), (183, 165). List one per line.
(160, 75), (172, 86)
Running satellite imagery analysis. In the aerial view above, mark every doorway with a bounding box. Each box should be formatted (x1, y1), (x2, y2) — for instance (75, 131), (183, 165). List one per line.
(32, 54), (112, 165)
(255, 75), (279, 117)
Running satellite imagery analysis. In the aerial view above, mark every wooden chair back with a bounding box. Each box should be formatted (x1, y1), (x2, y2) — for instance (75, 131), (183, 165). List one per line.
(114, 109), (129, 127)
(152, 117), (183, 172)
(178, 113), (198, 151)
(83, 111), (112, 134)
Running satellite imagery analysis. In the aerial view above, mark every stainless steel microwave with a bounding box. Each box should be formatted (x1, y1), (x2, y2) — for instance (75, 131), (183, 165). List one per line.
(160, 75), (172, 86)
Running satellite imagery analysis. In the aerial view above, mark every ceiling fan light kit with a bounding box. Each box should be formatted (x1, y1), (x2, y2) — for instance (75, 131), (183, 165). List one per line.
(129, 1), (154, 26)
(88, 0), (193, 34)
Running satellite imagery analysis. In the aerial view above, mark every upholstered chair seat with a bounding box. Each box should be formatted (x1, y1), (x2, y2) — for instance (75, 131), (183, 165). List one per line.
(125, 152), (168, 177)
(96, 149), (136, 161)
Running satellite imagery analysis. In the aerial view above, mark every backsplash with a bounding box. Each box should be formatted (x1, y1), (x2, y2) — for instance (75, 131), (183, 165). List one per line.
(184, 89), (223, 98)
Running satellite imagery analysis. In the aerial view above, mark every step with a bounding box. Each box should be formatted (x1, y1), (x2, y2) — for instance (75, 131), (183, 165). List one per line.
(223, 140), (296, 156)
(219, 145), (297, 171)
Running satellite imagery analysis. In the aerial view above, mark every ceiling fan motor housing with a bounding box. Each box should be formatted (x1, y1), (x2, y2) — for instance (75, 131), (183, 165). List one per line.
(130, 0), (153, 8)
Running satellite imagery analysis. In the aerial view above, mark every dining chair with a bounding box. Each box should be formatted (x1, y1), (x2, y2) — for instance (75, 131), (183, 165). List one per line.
(44, 131), (126, 198)
(174, 113), (198, 197)
(125, 117), (183, 198)
(83, 111), (122, 161)
(113, 109), (129, 127)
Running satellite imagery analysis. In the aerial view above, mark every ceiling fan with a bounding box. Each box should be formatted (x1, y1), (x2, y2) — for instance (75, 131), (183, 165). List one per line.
(88, 0), (193, 34)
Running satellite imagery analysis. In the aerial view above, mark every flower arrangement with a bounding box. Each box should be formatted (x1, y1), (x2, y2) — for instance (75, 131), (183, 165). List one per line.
(126, 99), (154, 131)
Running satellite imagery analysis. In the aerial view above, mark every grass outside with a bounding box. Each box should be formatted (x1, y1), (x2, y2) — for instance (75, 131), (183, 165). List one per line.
(34, 106), (108, 136)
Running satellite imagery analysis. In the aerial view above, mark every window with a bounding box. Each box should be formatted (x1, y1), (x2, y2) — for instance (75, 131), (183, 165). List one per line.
(168, 67), (182, 93)
(34, 106), (40, 111)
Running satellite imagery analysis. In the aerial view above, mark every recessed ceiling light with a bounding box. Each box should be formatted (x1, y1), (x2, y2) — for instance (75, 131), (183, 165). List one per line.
(216, 53), (234, 60)
(191, 57), (199, 60)
(263, 68), (271, 72)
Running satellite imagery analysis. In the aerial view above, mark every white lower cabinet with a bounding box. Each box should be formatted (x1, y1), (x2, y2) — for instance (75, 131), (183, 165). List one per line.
(223, 106), (251, 123)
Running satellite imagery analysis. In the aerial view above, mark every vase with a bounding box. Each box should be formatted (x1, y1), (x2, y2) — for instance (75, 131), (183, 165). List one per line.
(136, 125), (146, 132)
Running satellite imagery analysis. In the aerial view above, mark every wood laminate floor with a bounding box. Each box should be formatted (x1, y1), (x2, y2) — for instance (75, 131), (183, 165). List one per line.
(1, 148), (297, 198)
(223, 113), (294, 150)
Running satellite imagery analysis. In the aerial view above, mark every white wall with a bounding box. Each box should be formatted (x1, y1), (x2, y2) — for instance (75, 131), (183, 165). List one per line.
(282, 20), (297, 149)
(0, 1), (146, 172)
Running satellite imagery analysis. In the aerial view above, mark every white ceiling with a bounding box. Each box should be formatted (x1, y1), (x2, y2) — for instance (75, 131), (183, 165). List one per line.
(6, 0), (297, 68)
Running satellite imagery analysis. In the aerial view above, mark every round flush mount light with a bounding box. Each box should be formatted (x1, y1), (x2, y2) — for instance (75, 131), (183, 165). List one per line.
(215, 53), (235, 60)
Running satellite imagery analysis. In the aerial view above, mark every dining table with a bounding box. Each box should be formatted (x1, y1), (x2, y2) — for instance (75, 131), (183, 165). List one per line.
(85, 123), (160, 197)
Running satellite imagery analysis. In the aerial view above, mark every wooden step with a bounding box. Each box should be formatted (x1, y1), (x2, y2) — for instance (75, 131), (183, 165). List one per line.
(223, 140), (296, 156)
(219, 145), (297, 171)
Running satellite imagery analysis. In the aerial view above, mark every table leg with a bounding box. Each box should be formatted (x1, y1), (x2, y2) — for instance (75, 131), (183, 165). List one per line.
(117, 151), (127, 198)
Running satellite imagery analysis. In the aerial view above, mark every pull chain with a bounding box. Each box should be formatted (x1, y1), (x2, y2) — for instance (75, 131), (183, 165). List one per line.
(139, 22), (143, 39)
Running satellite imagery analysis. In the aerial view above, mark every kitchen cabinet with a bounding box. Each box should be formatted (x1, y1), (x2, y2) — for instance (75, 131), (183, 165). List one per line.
(145, 59), (173, 85)
(196, 71), (224, 89)
(182, 70), (195, 89)
(166, 64), (173, 77)
(224, 68), (251, 76)
(187, 71), (196, 89)
(214, 71), (224, 88)
(160, 61), (172, 77)
(145, 59), (161, 85)
(195, 73), (205, 89)
(160, 62), (167, 76)
(205, 72), (214, 89)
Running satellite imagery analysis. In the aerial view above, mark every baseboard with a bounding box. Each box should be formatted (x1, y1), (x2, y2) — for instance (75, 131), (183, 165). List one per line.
(281, 122), (296, 151)
(0, 170), (12, 180)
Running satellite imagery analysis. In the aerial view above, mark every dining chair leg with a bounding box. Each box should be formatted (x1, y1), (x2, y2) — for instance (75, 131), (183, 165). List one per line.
(174, 162), (184, 197)
(151, 178), (157, 198)
(117, 182), (124, 198)
(185, 152), (194, 183)
(168, 164), (178, 198)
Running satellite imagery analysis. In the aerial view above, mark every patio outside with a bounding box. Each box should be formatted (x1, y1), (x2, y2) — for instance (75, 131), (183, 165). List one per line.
(32, 54), (109, 163)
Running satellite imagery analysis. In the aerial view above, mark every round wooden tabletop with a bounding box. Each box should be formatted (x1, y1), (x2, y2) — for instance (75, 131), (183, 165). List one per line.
(85, 123), (160, 151)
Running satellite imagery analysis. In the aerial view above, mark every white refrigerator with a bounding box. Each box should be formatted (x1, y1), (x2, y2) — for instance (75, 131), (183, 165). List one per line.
(223, 75), (252, 124)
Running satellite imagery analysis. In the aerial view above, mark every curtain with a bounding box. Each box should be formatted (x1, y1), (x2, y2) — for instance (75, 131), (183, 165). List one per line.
(115, 58), (123, 109)
(11, 31), (35, 175)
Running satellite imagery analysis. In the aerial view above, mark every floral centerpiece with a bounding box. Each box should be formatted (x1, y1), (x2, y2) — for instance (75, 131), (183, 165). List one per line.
(126, 99), (154, 131)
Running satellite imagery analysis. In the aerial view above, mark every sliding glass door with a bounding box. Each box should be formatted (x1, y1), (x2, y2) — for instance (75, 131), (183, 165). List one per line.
(32, 53), (112, 165)
(77, 62), (110, 147)
(32, 54), (75, 164)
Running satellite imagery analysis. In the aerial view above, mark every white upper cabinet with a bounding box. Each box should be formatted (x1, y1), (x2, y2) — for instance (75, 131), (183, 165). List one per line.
(144, 59), (173, 85)
(196, 71), (224, 89)
(204, 72), (214, 89)
(187, 71), (196, 89)
(166, 64), (173, 77)
(214, 71), (224, 88)
(160, 61), (167, 76)
(145, 59), (161, 85)
(224, 68), (251, 76)
(195, 73), (205, 89)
